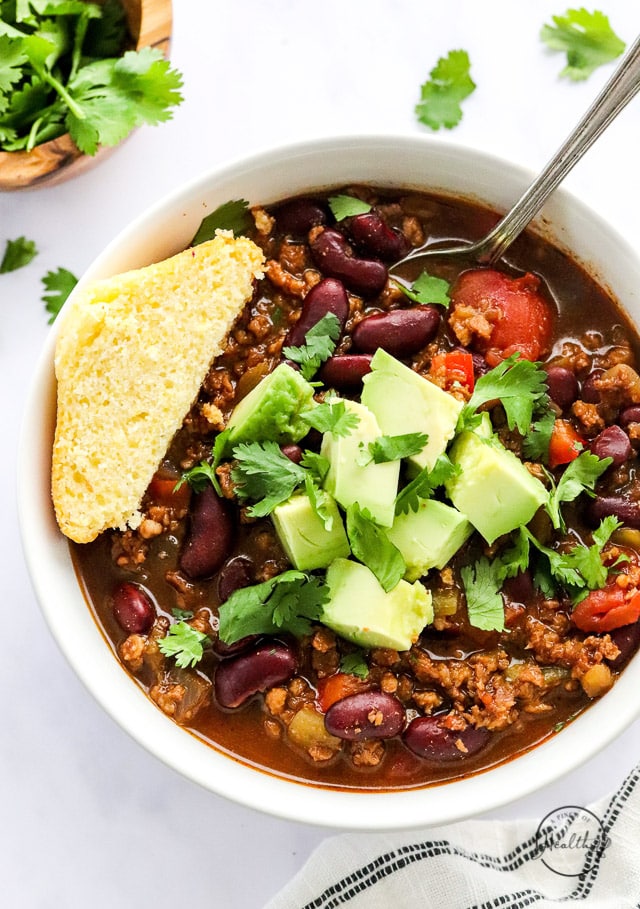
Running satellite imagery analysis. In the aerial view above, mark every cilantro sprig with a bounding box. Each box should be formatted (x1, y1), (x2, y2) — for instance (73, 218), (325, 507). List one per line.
(328, 195), (372, 221)
(0, 2), (183, 154)
(283, 312), (341, 381)
(218, 570), (330, 644)
(158, 621), (210, 669)
(541, 8), (626, 80)
(346, 504), (406, 592)
(0, 236), (37, 273)
(394, 454), (459, 515)
(300, 400), (359, 438)
(41, 266), (78, 323)
(191, 200), (252, 247)
(394, 272), (451, 308)
(460, 557), (506, 631)
(231, 440), (307, 518)
(545, 449), (612, 531)
(415, 49), (476, 131)
(459, 354), (553, 442)
(359, 432), (428, 466)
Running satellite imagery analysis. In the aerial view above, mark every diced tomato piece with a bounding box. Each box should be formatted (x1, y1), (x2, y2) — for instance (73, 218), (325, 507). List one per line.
(316, 673), (370, 713)
(572, 587), (640, 633)
(548, 419), (585, 469)
(429, 350), (475, 393)
(147, 469), (191, 511)
(450, 268), (553, 366)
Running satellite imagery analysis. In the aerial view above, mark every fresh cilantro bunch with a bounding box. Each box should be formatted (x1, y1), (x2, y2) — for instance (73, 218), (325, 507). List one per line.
(0, 0), (183, 154)
(541, 8), (626, 80)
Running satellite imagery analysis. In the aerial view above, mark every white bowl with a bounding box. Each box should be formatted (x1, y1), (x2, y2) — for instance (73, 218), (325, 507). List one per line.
(18, 135), (640, 830)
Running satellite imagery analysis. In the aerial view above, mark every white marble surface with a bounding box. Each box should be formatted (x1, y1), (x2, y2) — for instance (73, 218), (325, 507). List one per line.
(3, 1), (640, 905)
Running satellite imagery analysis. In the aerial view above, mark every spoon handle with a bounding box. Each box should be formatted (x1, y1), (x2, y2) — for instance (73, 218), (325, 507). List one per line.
(478, 33), (640, 265)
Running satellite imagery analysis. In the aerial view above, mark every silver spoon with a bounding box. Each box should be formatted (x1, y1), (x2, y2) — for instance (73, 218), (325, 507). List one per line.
(394, 32), (640, 271)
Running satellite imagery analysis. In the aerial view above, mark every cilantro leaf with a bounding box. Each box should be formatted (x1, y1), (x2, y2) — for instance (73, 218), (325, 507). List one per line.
(0, 235), (37, 272)
(300, 450), (330, 483)
(522, 407), (556, 461)
(393, 271), (451, 307)
(541, 8), (625, 80)
(84, 0), (127, 58)
(177, 428), (231, 497)
(346, 503), (406, 592)
(304, 472), (335, 532)
(328, 195), (372, 221)
(231, 439), (306, 517)
(460, 354), (549, 435)
(158, 621), (209, 669)
(282, 312), (341, 380)
(460, 557), (505, 631)
(300, 400), (359, 438)
(191, 200), (252, 246)
(41, 266), (77, 322)
(360, 432), (428, 466)
(545, 449), (611, 530)
(394, 453), (459, 515)
(415, 49), (476, 131)
(0, 35), (27, 93)
(218, 570), (329, 644)
(340, 651), (369, 679)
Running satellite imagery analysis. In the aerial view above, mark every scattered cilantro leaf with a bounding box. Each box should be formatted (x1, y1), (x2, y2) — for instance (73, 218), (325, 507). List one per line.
(301, 400), (359, 438)
(541, 8), (625, 80)
(231, 440), (306, 517)
(300, 450), (330, 483)
(328, 195), (372, 221)
(545, 449), (611, 530)
(282, 312), (341, 380)
(460, 354), (549, 435)
(218, 570), (329, 644)
(176, 428), (231, 497)
(460, 557), (505, 631)
(340, 651), (369, 679)
(415, 49), (476, 131)
(522, 407), (556, 462)
(304, 472), (335, 532)
(41, 266), (77, 322)
(346, 504), (406, 592)
(394, 454), (458, 515)
(393, 272), (451, 307)
(191, 200), (252, 246)
(158, 621), (209, 669)
(171, 608), (194, 620)
(360, 432), (428, 466)
(0, 235), (37, 272)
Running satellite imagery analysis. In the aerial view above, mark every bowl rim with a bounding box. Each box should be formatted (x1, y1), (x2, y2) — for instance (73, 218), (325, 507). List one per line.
(18, 133), (640, 830)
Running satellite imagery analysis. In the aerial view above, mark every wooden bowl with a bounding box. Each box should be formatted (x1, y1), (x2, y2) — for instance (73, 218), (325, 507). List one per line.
(0, 0), (173, 191)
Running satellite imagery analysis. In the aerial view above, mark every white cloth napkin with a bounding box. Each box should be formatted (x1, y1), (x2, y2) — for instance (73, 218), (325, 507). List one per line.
(266, 764), (640, 908)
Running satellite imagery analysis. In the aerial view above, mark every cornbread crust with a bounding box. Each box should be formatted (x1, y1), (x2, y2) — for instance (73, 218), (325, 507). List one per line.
(52, 231), (265, 543)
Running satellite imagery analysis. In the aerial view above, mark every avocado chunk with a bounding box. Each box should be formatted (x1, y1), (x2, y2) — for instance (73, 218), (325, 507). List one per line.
(445, 430), (548, 544)
(321, 399), (400, 528)
(321, 558), (433, 650)
(226, 363), (316, 448)
(388, 500), (473, 582)
(361, 349), (463, 471)
(272, 493), (350, 571)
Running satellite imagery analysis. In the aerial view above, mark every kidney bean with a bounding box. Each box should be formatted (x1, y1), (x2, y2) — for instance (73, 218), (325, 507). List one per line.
(619, 406), (640, 428)
(318, 354), (373, 388)
(281, 444), (303, 464)
(179, 486), (235, 579)
(589, 425), (632, 466)
(324, 691), (405, 740)
(217, 556), (253, 603)
(545, 365), (579, 410)
(214, 641), (297, 708)
(591, 495), (640, 528)
(347, 211), (410, 261)
(285, 277), (349, 348)
(608, 621), (640, 670)
(403, 716), (490, 762)
(276, 198), (327, 236)
(112, 582), (156, 634)
(352, 307), (440, 357)
(581, 369), (604, 404)
(310, 228), (387, 298)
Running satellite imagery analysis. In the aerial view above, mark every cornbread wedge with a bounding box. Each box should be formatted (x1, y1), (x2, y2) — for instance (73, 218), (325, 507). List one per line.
(52, 231), (264, 543)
